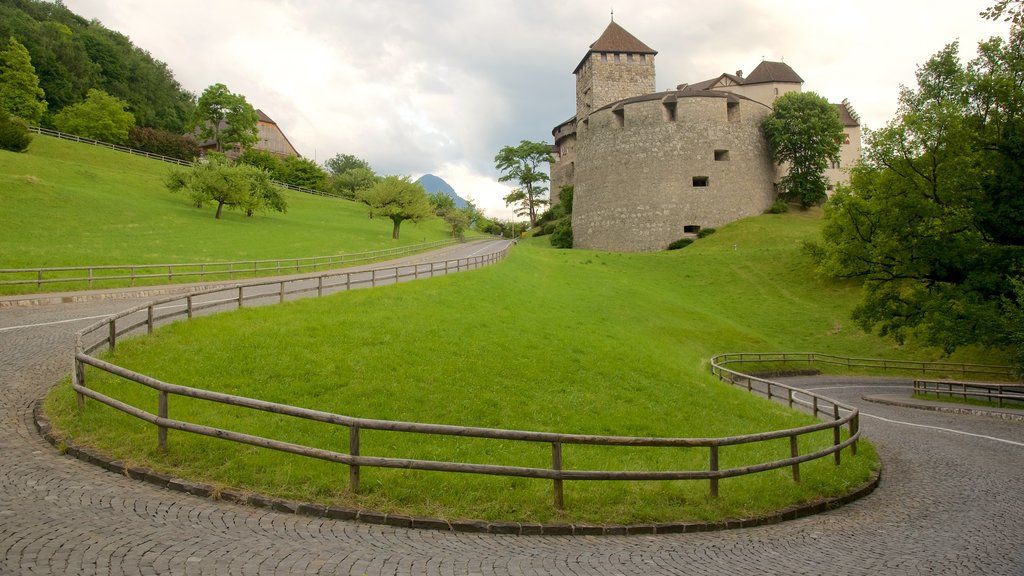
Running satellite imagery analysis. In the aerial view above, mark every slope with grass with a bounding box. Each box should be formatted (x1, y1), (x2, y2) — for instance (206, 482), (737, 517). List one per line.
(46, 210), (1009, 525)
(0, 136), (453, 270)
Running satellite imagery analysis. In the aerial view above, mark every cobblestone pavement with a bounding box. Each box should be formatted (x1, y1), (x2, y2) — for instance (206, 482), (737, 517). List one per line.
(2, 244), (1023, 575)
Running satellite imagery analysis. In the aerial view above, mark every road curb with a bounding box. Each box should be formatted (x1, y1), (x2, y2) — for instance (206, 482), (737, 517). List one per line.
(33, 398), (881, 537)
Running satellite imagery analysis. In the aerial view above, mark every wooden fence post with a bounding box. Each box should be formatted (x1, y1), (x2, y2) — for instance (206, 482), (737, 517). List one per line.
(147, 305), (154, 334)
(158, 391), (168, 451)
(552, 442), (564, 510)
(349, 425), (360, 493)
(790, 435), (800, 483)
(833, 404), (841, 465)
(850, 413), (859, 456)
(108, 319), (116, 350)
(709, 445), (719, 498)
(187, 295), (193, 319)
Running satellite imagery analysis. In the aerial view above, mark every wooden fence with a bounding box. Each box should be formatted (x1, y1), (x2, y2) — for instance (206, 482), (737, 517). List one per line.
(0, 239), (457, 290)
(913, 379), (1024, 408)
(28, 126), (338, 198)
(67, 246), (875, 510)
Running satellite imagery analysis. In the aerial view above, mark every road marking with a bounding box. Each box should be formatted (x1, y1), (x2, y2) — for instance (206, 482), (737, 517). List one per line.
(788, 387), (1024, 448)
(0, 314), (112, 332)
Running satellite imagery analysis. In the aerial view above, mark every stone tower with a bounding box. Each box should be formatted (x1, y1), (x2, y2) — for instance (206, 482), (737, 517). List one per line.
(574, 20), (657, 124)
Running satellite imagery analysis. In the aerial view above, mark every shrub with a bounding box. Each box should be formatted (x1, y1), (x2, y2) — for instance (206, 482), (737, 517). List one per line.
(666, 238), (694, 250)
(0, 111), (31, 152)
(550, 218), (573, 248)
(697, 227), (717, 238)
(769, 198), (790, 214)
(127, 127), (199, 161)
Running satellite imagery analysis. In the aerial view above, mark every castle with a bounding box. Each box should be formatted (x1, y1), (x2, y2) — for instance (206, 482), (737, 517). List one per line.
(549, 19), (861, 252)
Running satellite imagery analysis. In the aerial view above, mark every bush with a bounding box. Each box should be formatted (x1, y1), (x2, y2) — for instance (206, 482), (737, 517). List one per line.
(666, 238), (694, 250)
(127, 127), (199, 161)
(697, 227), (716, 238)
(769, 198), (790, 214)
(550, 218), (573, 248)
(0, 111), (31, 152)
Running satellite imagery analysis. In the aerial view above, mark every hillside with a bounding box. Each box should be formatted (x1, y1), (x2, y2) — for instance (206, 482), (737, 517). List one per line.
(0, 0), (194, 130)
(0, 135), (454, 274)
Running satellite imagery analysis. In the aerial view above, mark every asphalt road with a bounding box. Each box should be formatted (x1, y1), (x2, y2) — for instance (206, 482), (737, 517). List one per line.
(2, 240), (1022, 575)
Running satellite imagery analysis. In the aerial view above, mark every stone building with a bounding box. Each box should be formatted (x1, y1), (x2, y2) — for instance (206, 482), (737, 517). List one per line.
(550, 20), (861, 252)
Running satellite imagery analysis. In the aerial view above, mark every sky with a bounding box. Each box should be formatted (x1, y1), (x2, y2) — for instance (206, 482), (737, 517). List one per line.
(62, 0), (1011, 219)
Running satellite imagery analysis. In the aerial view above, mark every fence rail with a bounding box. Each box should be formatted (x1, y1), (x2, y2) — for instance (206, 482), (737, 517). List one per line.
(28, 126), (338, 198)
(709, 351), (1015, 380)
(914, 379), (1024, 408)
(68, 247), (874, 510)
(1, 239), (458, 290)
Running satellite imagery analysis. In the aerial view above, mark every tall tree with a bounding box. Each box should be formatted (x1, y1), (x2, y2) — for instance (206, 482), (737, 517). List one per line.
(0, 36), (46, 124)
(356, 175), (433, 239)
(52, 88), (134, 143)
(762, 91), (844, 208)
(191, 83), (257, 152)
(812, 30), (1024, 359)
(495, 140), (552, 226)
(324, 153), (371, 176)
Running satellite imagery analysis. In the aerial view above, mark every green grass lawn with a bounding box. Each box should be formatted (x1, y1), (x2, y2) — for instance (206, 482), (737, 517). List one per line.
(46, 209), (1009, 525)
(0, 136), (456, 293)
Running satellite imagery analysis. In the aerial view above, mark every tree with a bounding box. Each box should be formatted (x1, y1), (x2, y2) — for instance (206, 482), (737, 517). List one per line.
(0, 36), (46, 124)
(427, 190), (456, 215)
(356, 175), (433, 239)
(127, 126), (199, 161)
(495, 140), (552, 226)
(761, 91), (844, 208)
(812, 32), (1024, 359)
(278, 155), (328, 191)
(324, 153), (371, 176)
(165, 153), (286, 219)
(333, 166), (377, 199)
(191, 83), (257, 152)
(441, 206), (470, 239)
(52, 88), (134, 143)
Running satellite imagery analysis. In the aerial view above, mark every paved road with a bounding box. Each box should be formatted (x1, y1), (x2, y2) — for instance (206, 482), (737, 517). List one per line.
(2, 241), (1023, 575)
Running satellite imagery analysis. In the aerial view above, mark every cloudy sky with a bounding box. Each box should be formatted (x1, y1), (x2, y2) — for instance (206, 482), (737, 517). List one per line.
(63, 0), (1010, 219)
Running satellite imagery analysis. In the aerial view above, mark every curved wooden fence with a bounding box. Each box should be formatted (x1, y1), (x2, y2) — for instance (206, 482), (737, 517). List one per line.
(64, 243), (888, 511)
(1, 239), (458, 290)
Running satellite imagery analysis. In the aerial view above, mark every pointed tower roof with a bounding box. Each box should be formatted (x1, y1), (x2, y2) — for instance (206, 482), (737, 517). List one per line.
(574, 20), (657, 73)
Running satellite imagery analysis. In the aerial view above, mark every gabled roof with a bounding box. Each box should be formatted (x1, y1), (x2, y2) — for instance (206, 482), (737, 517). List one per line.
(256, 109), (276, 124)
(742, 61), (803, 85)
(574, 20), (657, 73)
(836, 100), (861, 127)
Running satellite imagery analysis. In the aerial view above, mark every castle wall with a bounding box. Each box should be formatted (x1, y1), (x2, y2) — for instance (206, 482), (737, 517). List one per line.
(573, 95), (777, 252)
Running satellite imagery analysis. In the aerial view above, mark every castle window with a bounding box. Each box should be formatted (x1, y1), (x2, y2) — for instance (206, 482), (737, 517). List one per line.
(601, 53), (607, 61)
(692, 176), (709, 187)
(684, 225), (701, 234)
(715, 149), (730, 161)
(830, 159), (841, 169)
(727, 101), (740, 122)
(615, 53), (621, 62)
(663, 101), (677, 122)
(613, 108), (624, 128)
(640, 54), (646, 63)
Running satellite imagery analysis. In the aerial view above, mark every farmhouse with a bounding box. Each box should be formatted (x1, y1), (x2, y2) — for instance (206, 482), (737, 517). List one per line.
(550, 19), (861, 252)
(197, 109), (300, 158)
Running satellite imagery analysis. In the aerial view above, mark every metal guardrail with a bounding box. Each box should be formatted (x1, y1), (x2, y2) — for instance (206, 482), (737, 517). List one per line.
(914, 379), (1024, 408)
(28, 127), (336, 197)
(69, 251), (865, 510)
(0, 239), (458, 290)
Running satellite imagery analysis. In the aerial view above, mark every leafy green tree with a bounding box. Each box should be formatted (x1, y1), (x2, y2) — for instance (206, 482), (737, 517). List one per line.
(278, 155), (328, 191)
(191, 83), (257, 152)
(52, 88), (134, 143)
(495, 140), (552, 226)
(0, 36), (46, 124)
(356, 175), (433, 239)
(324, 153), (371, 176)
(127, 126), (199, 161)
(165, 153), (286, 219)
(761, 91), (844, 208)
(237, 148), (281, 177)
(812, 33), (1024, 358)
(441, 206), (470, 239)
(0, 109), (31, 152)
(333, 166), (377, 199)
(427, 190), (456, 215)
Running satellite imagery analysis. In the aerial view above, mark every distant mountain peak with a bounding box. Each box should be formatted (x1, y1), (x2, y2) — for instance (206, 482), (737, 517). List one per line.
(416, 174), (468, 209)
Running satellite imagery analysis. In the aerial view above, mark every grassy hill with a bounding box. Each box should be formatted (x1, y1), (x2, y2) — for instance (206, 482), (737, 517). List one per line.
(0, 135), (454, 273)
(46, 209), (1009, 525)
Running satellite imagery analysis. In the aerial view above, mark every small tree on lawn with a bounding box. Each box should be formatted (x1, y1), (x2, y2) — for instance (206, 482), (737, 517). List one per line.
(165, 153), (286, 219)
(356, 175), (433, 239)
(761, 91), (844, 208)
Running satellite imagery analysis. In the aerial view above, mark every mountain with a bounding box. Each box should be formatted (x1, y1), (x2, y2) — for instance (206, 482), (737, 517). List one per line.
(416, 174), (468, 209)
